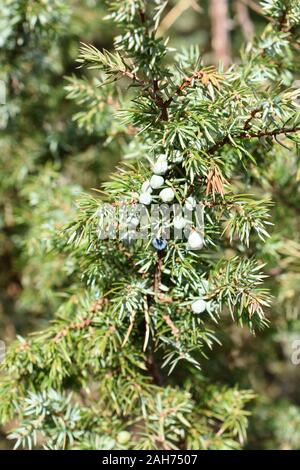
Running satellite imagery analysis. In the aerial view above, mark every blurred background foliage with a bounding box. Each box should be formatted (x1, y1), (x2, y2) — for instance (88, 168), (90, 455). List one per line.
(0, 0), (300, 449)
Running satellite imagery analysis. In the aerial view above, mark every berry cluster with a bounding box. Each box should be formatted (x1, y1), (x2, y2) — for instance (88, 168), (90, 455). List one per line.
(138, 153), (205, 252)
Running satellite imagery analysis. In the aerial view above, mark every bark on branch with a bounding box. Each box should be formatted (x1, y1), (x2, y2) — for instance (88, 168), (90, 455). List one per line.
(209, 0), (232, 68)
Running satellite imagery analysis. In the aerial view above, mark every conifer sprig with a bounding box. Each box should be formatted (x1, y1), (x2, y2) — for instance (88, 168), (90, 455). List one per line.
(1, 0), (300, 450)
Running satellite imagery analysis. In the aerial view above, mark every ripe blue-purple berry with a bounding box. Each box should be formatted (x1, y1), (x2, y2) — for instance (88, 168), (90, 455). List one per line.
(152, 238), (167, 251)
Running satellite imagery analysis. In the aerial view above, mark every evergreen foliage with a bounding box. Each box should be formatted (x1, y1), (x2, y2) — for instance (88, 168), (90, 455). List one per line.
(1, 0), (300, 450)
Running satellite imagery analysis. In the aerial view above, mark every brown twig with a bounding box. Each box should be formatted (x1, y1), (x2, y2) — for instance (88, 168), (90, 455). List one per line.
(243, 107), (262, 130)
(53, 298), (107, 343)
(207, 125), (300, 156)
(162, 68), (221, 118)
(166, 71), (205, 103)
(163, 314), (180, 339)
(244, 126), (300, 139)
(279, 7), (288, 30)
(153, 252), (163, 298)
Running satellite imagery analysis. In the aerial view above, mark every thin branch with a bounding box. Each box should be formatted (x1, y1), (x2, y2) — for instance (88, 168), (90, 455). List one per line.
(157, 0), (202, 36)
(243, 107), (262, 130)
(240, 0), (276, 24)
(122, 310), (137, 347)
(172, 70), (205, 98)
(163, 314), (180, 339)
(143, 297), (150, 351)
(121, 70), (147, 87)
(207, 125), (300, 156)
(53, 298), (107, 343)
(209, 0), (232, 68)
(245, 126), (300, 139)
(234, 0), (254, 42)
(241, 0), (264, 17)
(161, 68), (222, 119)
(154, 252), (163, 298)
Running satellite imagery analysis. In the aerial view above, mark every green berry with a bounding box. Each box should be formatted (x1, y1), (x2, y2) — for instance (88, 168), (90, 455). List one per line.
(117, 431), (131, 445)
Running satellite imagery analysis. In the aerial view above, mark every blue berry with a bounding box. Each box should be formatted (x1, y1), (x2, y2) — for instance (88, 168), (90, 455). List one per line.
(152, 238), (167, 251)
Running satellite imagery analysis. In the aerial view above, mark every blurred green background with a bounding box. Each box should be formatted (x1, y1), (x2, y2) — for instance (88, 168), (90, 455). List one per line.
(1, 0), (300, 449)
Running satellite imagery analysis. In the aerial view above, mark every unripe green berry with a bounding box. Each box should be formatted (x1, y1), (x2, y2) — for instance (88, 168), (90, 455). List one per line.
(117, 431), (131, 445)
